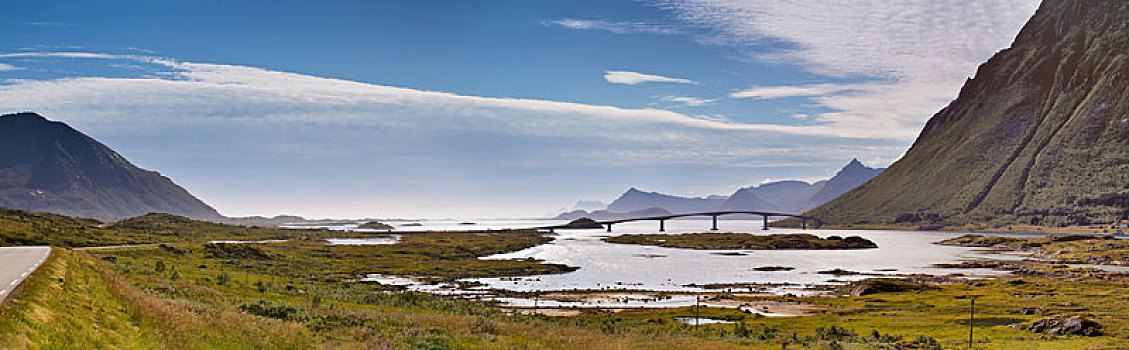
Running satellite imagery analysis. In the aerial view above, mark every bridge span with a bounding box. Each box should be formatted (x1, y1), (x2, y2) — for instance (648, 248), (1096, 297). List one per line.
(538, 211), (820, 232)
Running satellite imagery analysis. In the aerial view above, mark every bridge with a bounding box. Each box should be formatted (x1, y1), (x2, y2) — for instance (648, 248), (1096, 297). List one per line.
(538, 211), (821, 232)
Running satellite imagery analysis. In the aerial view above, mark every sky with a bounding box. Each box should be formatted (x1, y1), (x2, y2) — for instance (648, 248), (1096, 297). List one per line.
(0, 0), (1042, 219)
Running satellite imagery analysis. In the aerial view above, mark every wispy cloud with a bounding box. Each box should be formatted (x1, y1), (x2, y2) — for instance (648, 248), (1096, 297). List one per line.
(0, 52), (118, 59)
(543, 18), (680, 35)
(0, 63), (18, 72)
(729, 83), (869, 99)
(0, 52), (914, 140)
(604, 70), (695, 85)
(24, 22), (70, 27)
(659, 95), (715, 106)
(662, 0), (1041, 138)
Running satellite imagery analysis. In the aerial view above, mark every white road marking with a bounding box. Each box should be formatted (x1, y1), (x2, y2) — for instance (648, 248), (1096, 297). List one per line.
(0, 247), (51, 303)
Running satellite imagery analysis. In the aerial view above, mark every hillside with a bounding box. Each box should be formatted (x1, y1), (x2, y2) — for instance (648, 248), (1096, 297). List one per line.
(0, 112), (223, 221)
(0, 207), (327, 247)
(809, 0), (1129, 227)
(605, 188), (727, 214)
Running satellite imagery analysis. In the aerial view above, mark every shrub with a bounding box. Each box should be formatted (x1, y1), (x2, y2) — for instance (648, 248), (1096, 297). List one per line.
(238, 300), (304, 321)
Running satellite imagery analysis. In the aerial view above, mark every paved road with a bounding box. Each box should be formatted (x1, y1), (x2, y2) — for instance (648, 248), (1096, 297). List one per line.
(0, 247), (51, 303)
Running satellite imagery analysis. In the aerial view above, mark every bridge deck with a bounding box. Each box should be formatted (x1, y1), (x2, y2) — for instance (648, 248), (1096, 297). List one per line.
(537, 211), (819, 231)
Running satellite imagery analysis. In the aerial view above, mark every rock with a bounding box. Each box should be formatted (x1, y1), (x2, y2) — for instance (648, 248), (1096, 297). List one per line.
(358, 221), (394, 230)
(562, 218), (604, 229)
(1027, 316), (1101, 336)
(1019, 307), (1044, 315)
(847, 278), (936, 296)
(817, 268), (861, 276)
(752, 266), (795, 271)
(931, 260), (1002, 269)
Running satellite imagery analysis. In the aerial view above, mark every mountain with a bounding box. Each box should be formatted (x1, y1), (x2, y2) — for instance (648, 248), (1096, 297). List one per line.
(553, 207), (672, 221)
(0, 112), (223, 221)
(570, 200), (608, 211)
(809, 0), (1129, 227)
(556, 159), (883, 219)
(803, 159), (885, 209)
(718, 186), (780, 212)
(605, 188), (727, 214)
(721, 159), (883, 213)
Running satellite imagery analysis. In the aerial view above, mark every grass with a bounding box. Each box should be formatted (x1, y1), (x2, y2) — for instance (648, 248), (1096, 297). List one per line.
(938, 233), (1129, 265)
(0, 210), (358, 248)
(604, 232), (877, 250)
(5, 209), (1129, 348)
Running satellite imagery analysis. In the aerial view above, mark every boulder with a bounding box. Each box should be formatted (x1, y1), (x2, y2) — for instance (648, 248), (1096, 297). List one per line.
(1027, 316), (1101, 336)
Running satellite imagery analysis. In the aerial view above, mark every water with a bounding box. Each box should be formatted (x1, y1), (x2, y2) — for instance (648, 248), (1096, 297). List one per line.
(302, 218), (1010, 303)
(326, 236), (401, 245)
(466, 219), (999, 292)
(674, 317), (736, 325)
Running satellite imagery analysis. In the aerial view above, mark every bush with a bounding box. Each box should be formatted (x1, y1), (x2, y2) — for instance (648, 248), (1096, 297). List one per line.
(238, 300), (304, 321)
(815, 325), (856, 341)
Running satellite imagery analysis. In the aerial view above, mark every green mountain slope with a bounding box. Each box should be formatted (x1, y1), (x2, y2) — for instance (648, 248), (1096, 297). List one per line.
(809, 0), (1129, 227)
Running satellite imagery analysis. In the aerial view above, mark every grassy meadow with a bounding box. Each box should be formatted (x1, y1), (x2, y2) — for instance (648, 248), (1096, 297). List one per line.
(1, 211), (1128, 349)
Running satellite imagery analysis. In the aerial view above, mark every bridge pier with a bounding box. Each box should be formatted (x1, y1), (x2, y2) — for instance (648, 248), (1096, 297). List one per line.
(606, 224), (612, 232)
(762, 215), (769, 230)
(711, 215), (718, 231)
(659, 219), (665, 232)
(802, 217), (807, 230)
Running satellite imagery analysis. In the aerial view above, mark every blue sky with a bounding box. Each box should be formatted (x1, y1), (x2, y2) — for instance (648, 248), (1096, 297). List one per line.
(0, 1), (1041, 218)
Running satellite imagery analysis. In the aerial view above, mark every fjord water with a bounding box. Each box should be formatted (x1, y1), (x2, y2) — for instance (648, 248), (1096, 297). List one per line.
(330, 219), (1001, 293)
(466, 220), (997, 292)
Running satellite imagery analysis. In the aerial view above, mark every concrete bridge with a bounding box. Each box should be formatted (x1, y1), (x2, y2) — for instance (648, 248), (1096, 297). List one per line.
(539, 211), (821, 232)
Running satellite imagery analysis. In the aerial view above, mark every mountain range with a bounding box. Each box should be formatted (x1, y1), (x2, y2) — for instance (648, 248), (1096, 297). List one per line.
(555, 159), (883, 220)
(810, 0), (1129, 227)
(0, 112), (224, 222)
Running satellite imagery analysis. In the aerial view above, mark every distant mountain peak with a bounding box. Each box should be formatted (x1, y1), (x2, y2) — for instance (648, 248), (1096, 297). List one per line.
(1, 112), (49, 122)
(839, 158), (872, 174)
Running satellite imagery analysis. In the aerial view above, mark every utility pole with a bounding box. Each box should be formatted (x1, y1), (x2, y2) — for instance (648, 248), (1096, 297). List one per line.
(968, 296), (977, 349)
(695, 294), (701, 331)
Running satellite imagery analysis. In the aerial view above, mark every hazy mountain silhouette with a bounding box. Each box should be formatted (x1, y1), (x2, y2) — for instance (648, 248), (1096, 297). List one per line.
(556, 159), (883, 218)
(0, 112), (223, 221)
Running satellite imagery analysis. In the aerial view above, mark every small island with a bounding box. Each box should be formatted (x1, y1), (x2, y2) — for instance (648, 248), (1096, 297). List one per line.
(603, 232), (877, 250)
(357, 221), (394, 230)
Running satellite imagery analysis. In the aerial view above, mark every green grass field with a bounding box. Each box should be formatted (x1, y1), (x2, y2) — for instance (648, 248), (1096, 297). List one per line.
(3, 211), (1128, 349)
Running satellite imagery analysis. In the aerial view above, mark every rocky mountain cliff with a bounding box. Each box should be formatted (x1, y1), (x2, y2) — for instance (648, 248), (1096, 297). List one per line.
(809, 0), (1129, 227)
(0, 112), (223, 221)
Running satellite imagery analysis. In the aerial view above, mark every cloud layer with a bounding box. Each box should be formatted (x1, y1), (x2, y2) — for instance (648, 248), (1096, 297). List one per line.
(663, 0), (1041, 138)
(0, 53), (905, 217)
(603, 70), (695, 85)
(543, 19), (681, 35)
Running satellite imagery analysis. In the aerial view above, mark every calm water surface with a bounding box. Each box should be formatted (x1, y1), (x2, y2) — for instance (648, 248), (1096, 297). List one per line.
(465, 220), (999, 292)
(293, 219), (1006, 293)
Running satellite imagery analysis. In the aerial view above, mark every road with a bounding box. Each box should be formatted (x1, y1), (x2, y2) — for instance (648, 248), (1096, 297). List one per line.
(0, 247), (51, 303)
